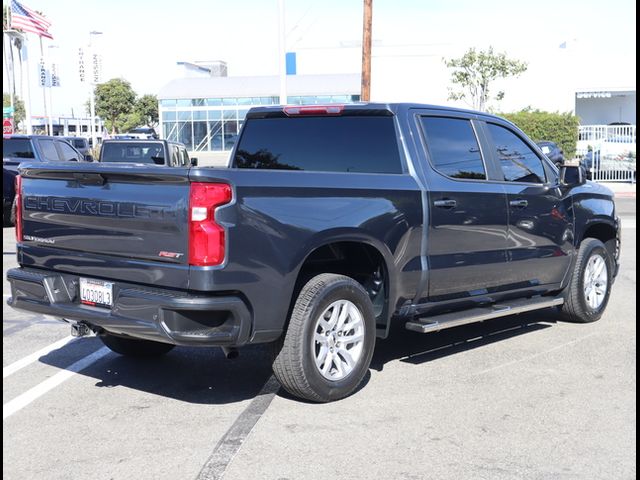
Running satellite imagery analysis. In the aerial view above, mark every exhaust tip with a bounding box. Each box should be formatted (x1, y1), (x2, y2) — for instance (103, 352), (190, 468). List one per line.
(221, 346), (239, 360)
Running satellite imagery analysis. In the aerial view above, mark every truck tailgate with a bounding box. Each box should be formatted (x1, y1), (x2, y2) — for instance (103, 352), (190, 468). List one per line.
(18, 163), (192, 289)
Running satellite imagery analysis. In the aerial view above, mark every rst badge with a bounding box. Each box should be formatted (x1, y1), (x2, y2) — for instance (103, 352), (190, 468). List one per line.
(158, 251), (184, 259)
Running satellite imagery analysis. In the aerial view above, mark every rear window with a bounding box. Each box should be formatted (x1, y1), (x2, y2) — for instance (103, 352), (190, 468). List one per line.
(3, 138), (35, 160)
(232, 116), (403, 173)
(101, 142), (165, 164)
(72, 139), (86, 149)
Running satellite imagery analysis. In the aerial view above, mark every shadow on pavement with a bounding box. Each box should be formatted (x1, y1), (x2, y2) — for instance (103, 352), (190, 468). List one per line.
(36, 310), (561, 405)
(371, 309), (558, 371)
(39, 339), (274, 406)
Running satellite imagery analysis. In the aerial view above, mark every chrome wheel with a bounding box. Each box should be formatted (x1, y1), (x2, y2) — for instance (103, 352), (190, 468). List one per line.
(583, 253), (608, 310)
(312, 299), (365, 381)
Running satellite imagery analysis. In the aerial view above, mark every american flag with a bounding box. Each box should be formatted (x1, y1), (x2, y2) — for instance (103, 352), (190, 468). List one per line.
(10, 0), (53, 39)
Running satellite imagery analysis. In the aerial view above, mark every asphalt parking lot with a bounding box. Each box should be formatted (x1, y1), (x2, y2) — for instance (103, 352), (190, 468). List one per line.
(3, 197), (636, 480)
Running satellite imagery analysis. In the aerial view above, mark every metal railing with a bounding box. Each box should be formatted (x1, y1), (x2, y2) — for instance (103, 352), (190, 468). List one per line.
(578, 125), (636, 144)
(575, 147), (636, 183)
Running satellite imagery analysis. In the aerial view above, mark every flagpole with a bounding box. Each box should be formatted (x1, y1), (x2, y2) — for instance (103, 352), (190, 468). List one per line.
(21, 35), (33, 135)
(38, 35), (50, 134)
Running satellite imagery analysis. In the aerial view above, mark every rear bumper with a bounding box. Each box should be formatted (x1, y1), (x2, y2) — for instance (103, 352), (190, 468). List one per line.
(6, 267), (252, 347)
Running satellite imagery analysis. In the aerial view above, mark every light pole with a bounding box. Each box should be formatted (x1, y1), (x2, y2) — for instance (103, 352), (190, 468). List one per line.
(47, 45), (58, 136)
(88, 31), (103, 149)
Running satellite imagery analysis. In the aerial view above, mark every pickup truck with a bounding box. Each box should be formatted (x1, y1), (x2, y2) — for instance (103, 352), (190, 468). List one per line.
(7, 103), (621, 402)
(99, 139), (195, 167)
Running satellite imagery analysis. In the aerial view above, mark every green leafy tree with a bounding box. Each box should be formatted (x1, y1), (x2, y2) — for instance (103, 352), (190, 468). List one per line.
(502, 109), (580, 159)
(445, 47), (527, 111)
(94, 78), (136, 133)
(135, 94), (159, 128)
(3, 92), (25, 126)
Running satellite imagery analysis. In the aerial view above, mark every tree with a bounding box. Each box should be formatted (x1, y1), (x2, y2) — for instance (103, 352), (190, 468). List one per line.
(3, 92), (25, 126)
(444, 47), (527, 111)
(94, 78), (136, 133)
(135, 94), (159, 128)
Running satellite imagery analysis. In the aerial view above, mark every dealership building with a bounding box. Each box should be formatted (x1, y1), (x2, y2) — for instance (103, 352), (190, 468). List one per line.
(158, 63), (360, 164)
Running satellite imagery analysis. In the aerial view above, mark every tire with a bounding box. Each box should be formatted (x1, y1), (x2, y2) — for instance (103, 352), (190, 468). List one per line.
(10, 197), (17, 226)
(99, 333), (175, 357)
(272, 273), (376, 402)
(561, 238), (613, 323)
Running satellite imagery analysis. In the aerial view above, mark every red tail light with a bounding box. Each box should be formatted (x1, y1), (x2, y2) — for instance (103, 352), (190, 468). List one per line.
(14, 175), (23, 242)
(189, 182), (232, 266)
(283, 105), (344, 116)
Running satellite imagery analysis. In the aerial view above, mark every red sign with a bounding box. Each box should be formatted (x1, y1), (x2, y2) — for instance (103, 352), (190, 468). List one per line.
(3, 117), (14, 135)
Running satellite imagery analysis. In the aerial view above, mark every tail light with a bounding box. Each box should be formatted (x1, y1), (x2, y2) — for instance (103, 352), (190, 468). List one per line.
(283, 105), (344, 116)
(15, 175), (23, 242)
(189, 182), (232, 266)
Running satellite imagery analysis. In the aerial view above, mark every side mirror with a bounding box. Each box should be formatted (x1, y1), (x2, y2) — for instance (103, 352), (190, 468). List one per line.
(84, 154), (94, 162)
(190, 158), (198, 167)
(560, 164), (586, 186)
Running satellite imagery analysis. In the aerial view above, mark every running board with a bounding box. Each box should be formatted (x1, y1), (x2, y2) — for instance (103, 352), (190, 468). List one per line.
(405, 296), (564, 334)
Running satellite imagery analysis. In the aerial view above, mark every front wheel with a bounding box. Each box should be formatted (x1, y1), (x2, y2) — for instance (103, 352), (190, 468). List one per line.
(561, 238), (613, 323)
(272, 273), (376, 402)
(99, 333), (175, 357)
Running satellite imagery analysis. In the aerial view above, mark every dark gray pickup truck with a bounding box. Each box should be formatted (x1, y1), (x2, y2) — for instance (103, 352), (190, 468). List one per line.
(7, 103), (620, 402)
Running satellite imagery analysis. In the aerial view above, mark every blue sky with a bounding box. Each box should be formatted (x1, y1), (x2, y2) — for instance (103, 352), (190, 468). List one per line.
(3, 0), (636, 115)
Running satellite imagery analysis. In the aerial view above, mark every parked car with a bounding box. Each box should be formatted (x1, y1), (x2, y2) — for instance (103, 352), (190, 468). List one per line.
(124, 127), (158, 139)
(99, 139), (196, 167)
(7, 104), (620, 402)
(3, 135), (90, 225)
(535, 141), (564, 168)
(62, 136), (93, 161)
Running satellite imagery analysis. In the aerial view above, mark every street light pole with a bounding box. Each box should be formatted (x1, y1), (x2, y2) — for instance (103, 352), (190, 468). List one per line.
(88, 31), (102, 149)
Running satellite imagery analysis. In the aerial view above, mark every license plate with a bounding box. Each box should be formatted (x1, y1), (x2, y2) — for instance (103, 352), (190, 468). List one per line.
(79, 278), (113, 308)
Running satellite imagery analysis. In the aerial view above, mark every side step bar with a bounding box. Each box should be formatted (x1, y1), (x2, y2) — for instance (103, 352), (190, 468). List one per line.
(405, 296), (564, 334)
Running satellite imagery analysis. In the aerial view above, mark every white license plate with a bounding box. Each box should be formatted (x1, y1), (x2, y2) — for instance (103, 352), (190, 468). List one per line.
(79, 278), (113, 308)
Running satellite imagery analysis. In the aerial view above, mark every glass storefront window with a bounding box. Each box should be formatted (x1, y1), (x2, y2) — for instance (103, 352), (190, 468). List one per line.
(163, 122), (177, 142)
(193, 121), (208, 151)
(176, 121), (193, 150)
(160, 99), (176, 107)
(237, 97), (252, 106)
(176, 99), (191, 107)
(192, 98), (205, 106)
(193, 110), (207, 120)
(222, 98), (237, 106)
(206, 98), (223, 106)
(162, 111), (176, 121)
(177, 110), (192, 121)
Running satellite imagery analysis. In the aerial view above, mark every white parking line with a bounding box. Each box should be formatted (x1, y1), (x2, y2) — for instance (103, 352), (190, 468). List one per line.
(3, 336), (75, 379)
(3, 347), (110, 420)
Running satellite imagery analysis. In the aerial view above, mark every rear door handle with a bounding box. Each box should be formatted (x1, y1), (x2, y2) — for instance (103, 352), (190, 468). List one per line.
(509, 199), (528, 208)
(433, 199), (457, 209)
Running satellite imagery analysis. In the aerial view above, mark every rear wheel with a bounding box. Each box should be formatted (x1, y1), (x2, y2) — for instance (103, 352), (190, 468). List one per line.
(99, 333), (175, 357)
(272, 273), (376, 402)
(561, 238), (612, 323)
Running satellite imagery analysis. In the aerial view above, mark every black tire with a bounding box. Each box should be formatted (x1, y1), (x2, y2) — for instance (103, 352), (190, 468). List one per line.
(272, 273), (376, 402)
(561, 238), (613, 323)
(10, 197), (17, 226)
(99, 333), (175, 357)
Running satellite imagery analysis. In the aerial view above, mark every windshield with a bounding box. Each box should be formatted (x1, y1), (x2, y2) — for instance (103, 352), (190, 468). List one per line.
(3, 138), (35, 160)
(101, 142), (165, 164)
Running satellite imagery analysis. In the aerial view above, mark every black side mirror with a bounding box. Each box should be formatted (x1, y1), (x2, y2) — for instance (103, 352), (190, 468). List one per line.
(190, 158), (198, 167)
(560, 164), (586, 186)
(84, 154), (94, 162)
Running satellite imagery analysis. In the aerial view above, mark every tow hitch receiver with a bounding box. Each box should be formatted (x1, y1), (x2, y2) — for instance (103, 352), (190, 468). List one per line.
(71, 323), (91, 337)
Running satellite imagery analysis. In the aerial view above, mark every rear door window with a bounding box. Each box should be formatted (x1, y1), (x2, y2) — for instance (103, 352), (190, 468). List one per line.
(233, 116), (403, 173)
(419, 116), (486, 180)
(56, 140), (82, 161)
(487, 123), (546, 183)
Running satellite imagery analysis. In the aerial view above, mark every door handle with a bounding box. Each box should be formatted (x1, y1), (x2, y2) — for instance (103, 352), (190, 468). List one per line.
(433, 199), (457, 209)
(509, 199), (528, 208)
